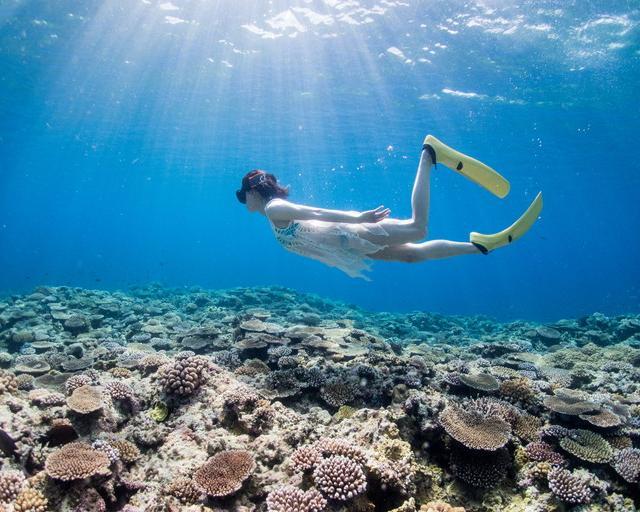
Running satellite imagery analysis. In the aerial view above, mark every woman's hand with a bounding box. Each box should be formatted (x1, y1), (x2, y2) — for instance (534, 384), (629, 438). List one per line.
(358, 205), (391, 223)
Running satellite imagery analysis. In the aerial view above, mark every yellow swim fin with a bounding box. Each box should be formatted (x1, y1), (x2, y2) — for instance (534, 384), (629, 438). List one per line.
(423, 135), (510, 198)
(470, 191), (543, 254)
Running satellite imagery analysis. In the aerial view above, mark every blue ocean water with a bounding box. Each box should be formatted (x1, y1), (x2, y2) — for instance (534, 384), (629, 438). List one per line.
(1, 0), (639, 321)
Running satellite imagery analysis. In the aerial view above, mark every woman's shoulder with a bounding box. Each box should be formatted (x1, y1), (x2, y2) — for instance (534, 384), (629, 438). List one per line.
(264, 197), (292, 217)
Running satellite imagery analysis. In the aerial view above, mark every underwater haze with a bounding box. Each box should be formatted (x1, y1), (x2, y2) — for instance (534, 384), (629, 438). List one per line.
(1, 0), (640, 321)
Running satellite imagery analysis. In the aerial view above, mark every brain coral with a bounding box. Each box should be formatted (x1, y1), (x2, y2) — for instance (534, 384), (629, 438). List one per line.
(193, 450), (255, 497)
(313, 455), (367, 501)
(0, 470), (25, 502)
(45, 441), (111, 480)
(547, 467), (593, 504)
(159, 355), (212, 396)
(612, 448), (640, 483)
(266, 485), (327, 512)
(439, 403), (511, 451)
(558, 429), (614, 464)
(66, 385), (103, 414)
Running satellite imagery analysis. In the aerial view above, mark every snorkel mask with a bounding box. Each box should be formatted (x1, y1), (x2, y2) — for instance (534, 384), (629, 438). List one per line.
(236, 171), (267, 204)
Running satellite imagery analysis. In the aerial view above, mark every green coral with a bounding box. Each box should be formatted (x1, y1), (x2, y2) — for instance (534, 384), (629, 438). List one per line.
(148, 401), (169, 422)
(334, 405), (356, 421)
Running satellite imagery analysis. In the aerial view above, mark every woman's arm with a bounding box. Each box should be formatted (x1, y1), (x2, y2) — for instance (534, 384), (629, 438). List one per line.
(266, 199), (390, 224)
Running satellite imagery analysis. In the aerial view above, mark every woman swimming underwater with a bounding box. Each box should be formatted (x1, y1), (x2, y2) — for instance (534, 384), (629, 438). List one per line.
(236, 135), (543, 280)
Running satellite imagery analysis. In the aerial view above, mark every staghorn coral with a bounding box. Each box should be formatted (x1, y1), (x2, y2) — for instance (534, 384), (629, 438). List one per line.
(193, 450), (255, 497)
(438, 403), (511, 451)
(547, 467), (594, 504)
(66, 385), (103, 414)
(44, 442), (111, 481)
(612, 448), (640, 483)
(266, 485), (327, 512)
(0, 470), (25, 502)
(165, 476), (203, 504)
(313, 455), (367, 501)
(158, 355), (212, 396)
(12, 488), (48, 512)
(558, 429), (614, 464)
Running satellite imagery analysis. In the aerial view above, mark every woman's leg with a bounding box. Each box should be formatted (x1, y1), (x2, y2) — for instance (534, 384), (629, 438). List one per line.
(368, 240), (481, 262)
(356, 149), (433, 246)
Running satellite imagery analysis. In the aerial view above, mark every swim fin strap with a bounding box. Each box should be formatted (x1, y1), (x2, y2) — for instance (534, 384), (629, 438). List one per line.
(424, 135), (511, 199)
(470, 191), (543, 253)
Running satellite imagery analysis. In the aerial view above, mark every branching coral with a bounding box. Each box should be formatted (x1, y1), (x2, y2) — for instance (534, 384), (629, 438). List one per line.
(266, 485), (327, 512)
(13, 488), (48, 512)
(612, 448), (640, 483)
(547, 467), (594, 504)
(0, 471), (25, 502)
(313, 455), (367, 501)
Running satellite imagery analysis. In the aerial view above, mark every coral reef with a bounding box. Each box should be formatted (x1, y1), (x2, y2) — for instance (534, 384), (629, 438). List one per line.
(0, 285), (638, 511)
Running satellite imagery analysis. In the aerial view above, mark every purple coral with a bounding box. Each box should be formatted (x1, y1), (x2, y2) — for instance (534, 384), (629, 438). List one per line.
(313, 455), (367, 501)
(547, 467), (593, 504)
(612, 448), (640, 483)
(524, 441), (566, 465)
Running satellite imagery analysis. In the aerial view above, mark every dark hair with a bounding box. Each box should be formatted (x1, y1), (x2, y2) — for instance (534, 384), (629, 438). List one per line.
(236, 169), (289, 204)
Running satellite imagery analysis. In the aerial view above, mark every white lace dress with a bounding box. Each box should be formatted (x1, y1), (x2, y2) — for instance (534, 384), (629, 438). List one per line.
(268, 217), (390, 281)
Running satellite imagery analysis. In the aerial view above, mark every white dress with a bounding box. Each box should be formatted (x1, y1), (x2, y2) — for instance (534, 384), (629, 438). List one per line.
(268, 213), (390, 281)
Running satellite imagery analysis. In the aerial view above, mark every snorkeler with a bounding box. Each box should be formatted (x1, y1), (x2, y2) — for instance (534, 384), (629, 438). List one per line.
(236, 135), (543, 280)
